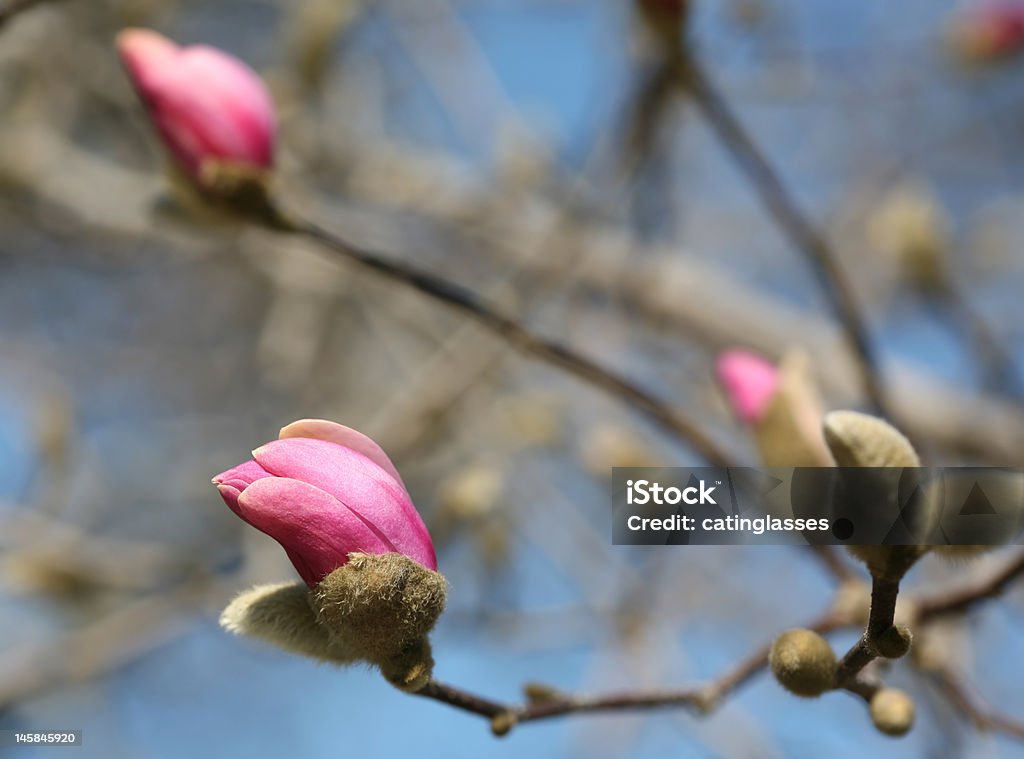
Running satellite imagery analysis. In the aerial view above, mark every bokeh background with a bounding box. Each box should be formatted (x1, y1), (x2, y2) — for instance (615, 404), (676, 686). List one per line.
(1, 0), (1024, 756)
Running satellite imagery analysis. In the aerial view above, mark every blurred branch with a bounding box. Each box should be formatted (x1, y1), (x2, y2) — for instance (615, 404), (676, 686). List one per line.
(0, 576), (227, 708)
(929, 665), (1024, 740)
(0, 0), (63, 30)
(413, 608), (852, 734)
(269, 211), (734, 466)
(917, 548), (1024, 621)
(944, 286), (1023, 399)
(678, 52), (890, 421)
(4, 127), (1022, 463)
(809, 545), (860, 584)
(0, 509), (192, 591)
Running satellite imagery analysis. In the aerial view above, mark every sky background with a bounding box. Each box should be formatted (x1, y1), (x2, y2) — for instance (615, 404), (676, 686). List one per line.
(2, 0), (1024, 757)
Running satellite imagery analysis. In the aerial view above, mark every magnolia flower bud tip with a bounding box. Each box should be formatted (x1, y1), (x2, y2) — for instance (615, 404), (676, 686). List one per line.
(118, 28), (276, 190)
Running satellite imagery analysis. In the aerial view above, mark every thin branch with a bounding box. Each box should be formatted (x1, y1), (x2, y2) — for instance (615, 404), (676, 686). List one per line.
(944, 286), (1023, 399)
(917, 548), (1024, 621)
(809, 544), (860, 585)
(676, 53), (889, 420)
(258, 209), (733, 467)
(0, 0), (63, 30)
(412, 609), (850, 733)
(834, 574), (902, 685)
(414, 680), (507, 719)
(834, 547), (925, 686)
(930, 665), (1024, 741)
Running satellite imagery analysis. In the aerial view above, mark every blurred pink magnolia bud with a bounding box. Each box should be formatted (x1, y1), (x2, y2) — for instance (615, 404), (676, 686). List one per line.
(117, 28), (276, 186)
(213, 420), (436, 587)
(715, 349), (780, 425)
(951, 2), (1024, 61)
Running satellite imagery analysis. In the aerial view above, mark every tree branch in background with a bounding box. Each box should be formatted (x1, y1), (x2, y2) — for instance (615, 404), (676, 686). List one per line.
(929, 665), (1024, 741)
(245, 204), (735, 467)
(677, 53), (890, 421)
(917, 548), (1024, 621)
(0, 0), (64, 30)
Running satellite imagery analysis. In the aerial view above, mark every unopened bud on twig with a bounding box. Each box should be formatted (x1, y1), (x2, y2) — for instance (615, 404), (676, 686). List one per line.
(490, 711), (519, 737)
(216, 420), (446, 691)
(769, 629), (836, 697)
(823, 412), (929, 575)
(875, 624), (913, 659)
(869, 688), (916, 736)
(523, 682), (564, 703)
(823, 411), (920, 468)
(117, 29), (276, 200)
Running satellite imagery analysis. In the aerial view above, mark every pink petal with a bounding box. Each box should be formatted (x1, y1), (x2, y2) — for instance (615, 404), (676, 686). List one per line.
(252, 438), (436, 570)
(211, 459), (272, 517)
(235, 477), (394, 587)
(278, 419), (405, 486)
(715, 349), (780, 425)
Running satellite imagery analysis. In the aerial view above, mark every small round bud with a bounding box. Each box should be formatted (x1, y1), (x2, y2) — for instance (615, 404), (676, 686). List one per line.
(378, 638), (434, 693)
(523, 682), (563, 703)
(769, 629), (836, 697)
(870, 688), (915, 736)
(875, 624), (913, 659)
(490, 711), (518, 737)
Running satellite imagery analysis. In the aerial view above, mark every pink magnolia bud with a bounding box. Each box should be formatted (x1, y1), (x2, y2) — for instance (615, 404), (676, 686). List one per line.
(117, 28), (276, 186)
(951, 2), (1024, 61)
(213, 420), (436, 587)
(715, 349), (780, 425)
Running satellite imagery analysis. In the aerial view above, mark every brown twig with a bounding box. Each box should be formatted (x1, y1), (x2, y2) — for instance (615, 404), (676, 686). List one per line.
(412, 609), (850, 733)
(943, 286), (1023, 400)
(834, 575), (901, 684)
(0, 0), (63, 30)
(930, 665), (1024, 740)
(917, 548), (1024, 621)
(809, 545), (860, 584)
(834, 547), (926, 686)
(413, 564), (1024, 738)
(676, 53), (889, 420)
(258, 208), (733, 467)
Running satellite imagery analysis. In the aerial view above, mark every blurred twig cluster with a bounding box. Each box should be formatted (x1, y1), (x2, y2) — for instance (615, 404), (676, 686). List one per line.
(1, 0), (1024, 754)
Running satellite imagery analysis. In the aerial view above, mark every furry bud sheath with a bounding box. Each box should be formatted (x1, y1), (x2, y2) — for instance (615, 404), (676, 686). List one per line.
(221, 553), (446, 691)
